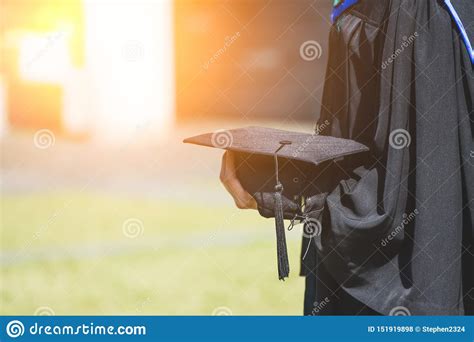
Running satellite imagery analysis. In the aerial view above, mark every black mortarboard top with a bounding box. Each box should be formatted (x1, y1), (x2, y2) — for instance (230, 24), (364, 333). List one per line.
(184, 126), (369, 280)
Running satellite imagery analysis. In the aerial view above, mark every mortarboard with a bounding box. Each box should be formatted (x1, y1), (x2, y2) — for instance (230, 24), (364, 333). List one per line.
(184, 126), (369, 280)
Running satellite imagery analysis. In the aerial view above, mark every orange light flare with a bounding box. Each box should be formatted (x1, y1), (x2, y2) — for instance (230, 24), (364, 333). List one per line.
(1, 0), (175, 141)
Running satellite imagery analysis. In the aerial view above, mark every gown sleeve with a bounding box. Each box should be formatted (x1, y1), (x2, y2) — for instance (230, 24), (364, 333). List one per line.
(307, 0), (474, 315)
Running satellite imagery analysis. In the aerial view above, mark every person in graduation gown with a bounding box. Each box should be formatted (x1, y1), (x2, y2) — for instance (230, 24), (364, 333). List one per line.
(220, 0), (473, 315)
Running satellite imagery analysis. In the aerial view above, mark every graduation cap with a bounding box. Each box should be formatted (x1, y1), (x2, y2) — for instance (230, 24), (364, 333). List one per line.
(184, 126), (369, 280)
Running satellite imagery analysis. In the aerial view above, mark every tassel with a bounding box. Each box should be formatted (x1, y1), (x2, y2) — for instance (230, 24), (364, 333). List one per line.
(272, 140), (292, 280)
(274, 182), (290, 280)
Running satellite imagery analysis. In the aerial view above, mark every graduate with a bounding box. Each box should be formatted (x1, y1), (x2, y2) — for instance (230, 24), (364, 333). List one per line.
(219, 0), (474, 315)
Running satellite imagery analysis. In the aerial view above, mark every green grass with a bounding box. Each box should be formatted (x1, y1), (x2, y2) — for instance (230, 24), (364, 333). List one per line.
(1, 193), (305, 315)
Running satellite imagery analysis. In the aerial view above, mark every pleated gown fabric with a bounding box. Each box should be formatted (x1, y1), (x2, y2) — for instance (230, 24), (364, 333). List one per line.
(303, 0), (474, 316)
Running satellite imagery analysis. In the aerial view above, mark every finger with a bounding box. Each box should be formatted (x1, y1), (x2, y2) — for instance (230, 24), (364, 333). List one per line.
(220, 152), (245, 199)
(219, 151), (233, 182)
(220, 152), (257, 209)
(224, 176), (258, 209)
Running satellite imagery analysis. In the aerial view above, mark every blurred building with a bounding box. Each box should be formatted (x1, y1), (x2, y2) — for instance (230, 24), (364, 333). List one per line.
(1, 0), (174, 141)
(1, 0), (85, 134)
(0, 0), (331, 139)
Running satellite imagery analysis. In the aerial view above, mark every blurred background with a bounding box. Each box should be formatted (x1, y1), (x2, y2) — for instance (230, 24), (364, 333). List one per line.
(1, 0), (332, 315)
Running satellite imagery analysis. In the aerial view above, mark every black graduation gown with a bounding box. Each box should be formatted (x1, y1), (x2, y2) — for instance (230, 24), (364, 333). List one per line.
(302, 0), (474, 316)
